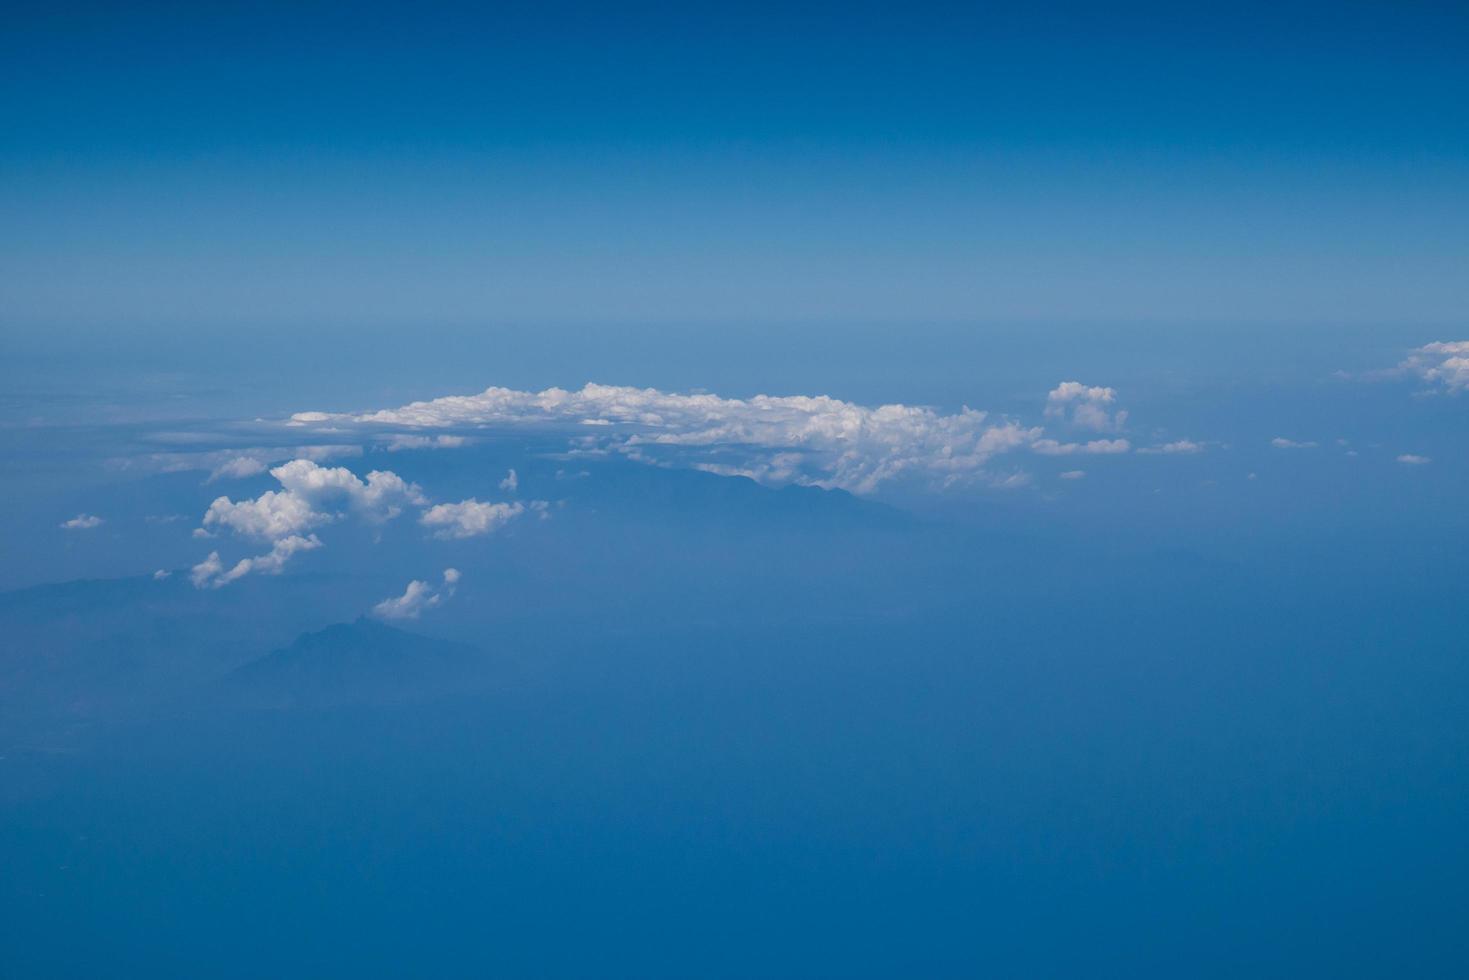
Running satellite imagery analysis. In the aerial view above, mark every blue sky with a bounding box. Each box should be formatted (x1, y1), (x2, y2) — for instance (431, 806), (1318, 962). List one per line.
(4, 0), (1468, 328)
(3, 4), (1469, 976)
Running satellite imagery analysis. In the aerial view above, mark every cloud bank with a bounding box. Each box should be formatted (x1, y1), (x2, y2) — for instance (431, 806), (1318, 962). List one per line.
(289, 381), (1201, 495)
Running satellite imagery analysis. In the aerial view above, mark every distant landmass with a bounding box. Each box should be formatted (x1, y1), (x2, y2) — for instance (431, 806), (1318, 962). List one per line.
(222, 618), (488, 710)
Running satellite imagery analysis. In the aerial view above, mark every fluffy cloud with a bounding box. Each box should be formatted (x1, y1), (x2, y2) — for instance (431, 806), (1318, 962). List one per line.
(1059, 470), (1086, 480)
(373, 568), (461, 620)
(1271, 437), (1318, 449)
(499, 468), (518, 492)
(60, 513), (104, 529)
(1397, 454), (1432, 465)
(192, 459), (423, 587)
(1398, 341), (1469, 393)
(1044, 382), (1127, 432)
(420, 499), (532, 540)
(190, 534), (323, 589)
(202, 487), (323, 540)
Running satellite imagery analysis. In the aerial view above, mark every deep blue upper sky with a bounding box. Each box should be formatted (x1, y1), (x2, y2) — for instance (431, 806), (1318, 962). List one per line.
(3, 0), (1467, 329)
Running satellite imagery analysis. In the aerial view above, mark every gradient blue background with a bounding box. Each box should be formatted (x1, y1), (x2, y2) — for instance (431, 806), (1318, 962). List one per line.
(3, 3), (1469, 977)
(4, 0), (1467, 331)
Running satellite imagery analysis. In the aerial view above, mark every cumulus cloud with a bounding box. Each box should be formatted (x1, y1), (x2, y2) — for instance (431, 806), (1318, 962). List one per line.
(1271, 437), (1318, 449)
(1059, 470), (1086, 480)
(1044, 382), (1127, 432)
(420, 499), (533, 539)
(1398, 341), (1469, 393)
(499, 468), (518, 492)
(372, 568), (461, 620)
(190, 534), (323, 589)
(191, 459), (423, 588)
(202, 459), (425, 540)
(60, 513), (104, 529)
(1397, 454), (1432, 465)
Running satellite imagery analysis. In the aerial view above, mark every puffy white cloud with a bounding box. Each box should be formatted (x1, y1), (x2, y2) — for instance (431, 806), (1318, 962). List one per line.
(1398, 341), (1469, 393)
(153, 569), (172, 580)
(190, 534), (323, 589)
(420, 499), (532, 540)
(1044, 381), (1128, 432)
(192, 459), (422, 588)
(60, 513), (104, 529)
(372, 568), (461, 620)
(203, 488), (324, 540)
(1271, 437), (1318, 449)
(499, 468), (518, 492)
(269, 459), (426, 524)
(1397, 454), (1432, 465)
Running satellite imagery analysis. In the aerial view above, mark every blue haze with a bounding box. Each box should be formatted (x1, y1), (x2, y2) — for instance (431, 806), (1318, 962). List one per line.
(2, 3), (1469, 977)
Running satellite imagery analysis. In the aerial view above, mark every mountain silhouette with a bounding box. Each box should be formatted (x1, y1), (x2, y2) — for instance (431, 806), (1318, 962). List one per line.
(222, 617), (486, 710)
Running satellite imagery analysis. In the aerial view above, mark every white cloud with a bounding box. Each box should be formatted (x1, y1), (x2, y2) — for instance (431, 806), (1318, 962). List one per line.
(1137, 440), (1204, 455)
(499, 468), (518, 492)
(197, 459), (427, 542)
(291, 383), (1057, 495)
(1397, 454), (1432, 465)
(1059, 470), (1086, 480)
(380, 434), (469, 452)
(420, 499), (532, 539)
(60, 513), (104, 529)
(192, 459), (423, 588)
(1271, 437), (1318, 449)
(282, 380), (1214, 495)
(270, 459), (426, 523)
(372, 568), (461, 620)
(190, 534), (323, 589)
(1031, 438), (1131, 456)
(203, 488), (325, 540)
(1044, 381), (1127, 432)
(1398, 341), (1469, 393)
